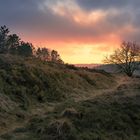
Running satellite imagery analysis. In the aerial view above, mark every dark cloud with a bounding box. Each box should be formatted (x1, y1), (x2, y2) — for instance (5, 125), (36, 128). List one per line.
(0, 0), (40, 25)
(0, 0), (140, 44)
(75, 0), (140, 11)
(0, 0), (107, 42)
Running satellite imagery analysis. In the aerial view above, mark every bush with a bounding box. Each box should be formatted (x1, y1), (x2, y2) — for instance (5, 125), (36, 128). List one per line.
(46, 119), (77, 140)
(28, 116), (77, 140)
(61, 108), (82, 119)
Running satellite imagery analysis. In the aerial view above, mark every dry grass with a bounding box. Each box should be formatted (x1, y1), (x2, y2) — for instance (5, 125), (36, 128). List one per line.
(0, 54), (140, 140)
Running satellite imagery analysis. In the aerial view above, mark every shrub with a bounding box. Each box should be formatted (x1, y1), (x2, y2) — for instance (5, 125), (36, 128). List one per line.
(61, 108), (82, 119)
(46, 119), (77, 140)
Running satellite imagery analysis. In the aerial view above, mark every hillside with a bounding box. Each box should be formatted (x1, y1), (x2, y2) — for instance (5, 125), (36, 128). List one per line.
(0, 54), (140, 140)
(74, 64), (101, 69)
(75, 63), (140, 76)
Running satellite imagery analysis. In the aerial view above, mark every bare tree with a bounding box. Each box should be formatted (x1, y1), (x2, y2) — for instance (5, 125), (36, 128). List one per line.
(104, 41), (140, 77)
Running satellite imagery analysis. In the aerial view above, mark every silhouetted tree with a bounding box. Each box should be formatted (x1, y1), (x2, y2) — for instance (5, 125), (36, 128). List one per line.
(51, 50), (62, 62)
(104, 41), (140, 77)
(17, 42), (34, 57)
(7, 34), (20, 54)
(0, 25), (9, 53)
(36, 48), (63, 63)
(36, 47), (51, 61)
(51, 50), (64, 63)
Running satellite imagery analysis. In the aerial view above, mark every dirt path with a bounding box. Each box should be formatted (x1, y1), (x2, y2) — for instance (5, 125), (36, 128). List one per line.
(76, 75), (140, 102)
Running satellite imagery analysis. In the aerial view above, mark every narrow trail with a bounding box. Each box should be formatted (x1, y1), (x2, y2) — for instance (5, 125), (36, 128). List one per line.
(76, 75), (140, 102)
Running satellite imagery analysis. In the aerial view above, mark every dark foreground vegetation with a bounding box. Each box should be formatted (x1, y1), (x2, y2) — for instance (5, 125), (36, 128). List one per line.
(0, 54), (140, 140)
(0, 26), (140, 140)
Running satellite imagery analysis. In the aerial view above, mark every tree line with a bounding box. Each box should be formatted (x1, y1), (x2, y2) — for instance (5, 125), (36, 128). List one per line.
(0, 25), (63, 63)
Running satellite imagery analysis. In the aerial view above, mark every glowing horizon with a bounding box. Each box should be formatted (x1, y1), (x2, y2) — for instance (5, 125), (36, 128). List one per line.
(24, 40), (120, 64)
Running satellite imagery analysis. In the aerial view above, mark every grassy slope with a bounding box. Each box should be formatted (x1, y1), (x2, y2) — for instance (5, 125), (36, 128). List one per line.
(0, 54), (140, 140)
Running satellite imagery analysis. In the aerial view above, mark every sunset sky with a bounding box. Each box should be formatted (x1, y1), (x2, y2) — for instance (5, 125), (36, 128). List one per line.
(0, 0), (140, 64)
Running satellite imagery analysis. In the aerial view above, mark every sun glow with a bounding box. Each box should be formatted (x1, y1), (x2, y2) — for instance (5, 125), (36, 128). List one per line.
(35, 42), (119, 64)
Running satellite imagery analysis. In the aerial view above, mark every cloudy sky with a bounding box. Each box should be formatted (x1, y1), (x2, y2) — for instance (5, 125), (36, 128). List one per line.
(0, 0), (140, 63)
